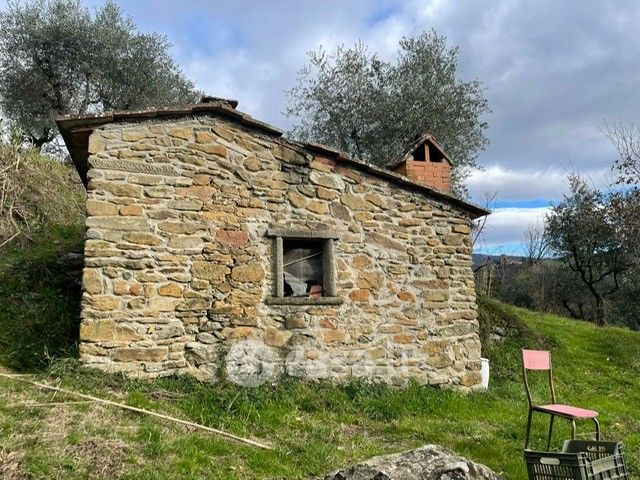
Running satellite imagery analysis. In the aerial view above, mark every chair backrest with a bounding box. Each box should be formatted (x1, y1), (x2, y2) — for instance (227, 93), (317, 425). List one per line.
(522, 349), (556, 406)
(523, 349), (551, 371)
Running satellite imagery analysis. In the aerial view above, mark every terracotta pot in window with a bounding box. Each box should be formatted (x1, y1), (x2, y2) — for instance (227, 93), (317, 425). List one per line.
(308, 284), (323, 298)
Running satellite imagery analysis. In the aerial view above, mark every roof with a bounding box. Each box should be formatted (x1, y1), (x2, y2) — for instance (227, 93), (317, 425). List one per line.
(295, 141), (488, 218)
(386, 132), (453, 170)
(56, 100), (489, 220)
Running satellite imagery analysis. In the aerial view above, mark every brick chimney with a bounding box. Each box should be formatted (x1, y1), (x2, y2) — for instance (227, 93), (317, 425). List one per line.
(388, 134), (452, 192)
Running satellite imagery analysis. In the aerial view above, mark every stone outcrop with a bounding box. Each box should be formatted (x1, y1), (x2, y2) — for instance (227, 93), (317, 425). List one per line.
(72, 113), (484, 389)
(325, 445), (503, 480)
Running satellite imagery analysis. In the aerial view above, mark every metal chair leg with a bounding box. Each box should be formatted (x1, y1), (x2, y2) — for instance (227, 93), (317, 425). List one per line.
(546, 414), (555, 450)
(571, 419), (576, 439)
(525, 409), (533, 449)
(594, 418), (601, 442)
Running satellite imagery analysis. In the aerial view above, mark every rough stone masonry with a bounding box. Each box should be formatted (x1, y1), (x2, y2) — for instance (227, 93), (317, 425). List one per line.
(57, 99), (489, 391)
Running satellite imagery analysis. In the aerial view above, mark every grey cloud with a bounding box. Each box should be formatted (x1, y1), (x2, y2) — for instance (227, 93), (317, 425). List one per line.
(18, 0), (638, 180)
(3, 0), (636, 249)
(475, 207), (550, 252)
(468, 165), (613, 201)
(6, 0), (638, 173)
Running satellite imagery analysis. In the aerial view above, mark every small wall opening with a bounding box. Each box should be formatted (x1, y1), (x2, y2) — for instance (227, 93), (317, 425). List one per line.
(282, 239), (325, 298)
(412, 144), (426, 161)
(428, 142), (445, 163)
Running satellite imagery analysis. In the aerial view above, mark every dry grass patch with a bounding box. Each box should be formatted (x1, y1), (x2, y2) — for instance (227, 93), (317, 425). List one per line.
(0, 143), (85, 245)
(66, 437), (130, 479)
(0, 376), (145, 479)
(0, 449), (31, 480)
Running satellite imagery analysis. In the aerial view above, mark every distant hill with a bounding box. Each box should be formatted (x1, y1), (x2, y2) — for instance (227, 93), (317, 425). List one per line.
(472, 253), (527, 271)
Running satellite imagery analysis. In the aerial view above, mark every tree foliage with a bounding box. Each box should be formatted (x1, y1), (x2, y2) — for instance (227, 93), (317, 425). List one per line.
(285, 30), (490, 194)
(481, 125), (639, 328)
(544, 176), (631, 325)
(0, 0), (199, 148)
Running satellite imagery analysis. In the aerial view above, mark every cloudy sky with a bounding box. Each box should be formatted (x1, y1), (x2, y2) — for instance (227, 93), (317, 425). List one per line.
(20, 0), (640, 253)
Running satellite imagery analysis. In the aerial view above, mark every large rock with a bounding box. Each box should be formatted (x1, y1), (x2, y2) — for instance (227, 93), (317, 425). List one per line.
(325, 445), (502, 480)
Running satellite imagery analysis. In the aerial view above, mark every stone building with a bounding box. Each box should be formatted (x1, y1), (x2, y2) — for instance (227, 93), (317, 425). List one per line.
(57, 97), (489, 390)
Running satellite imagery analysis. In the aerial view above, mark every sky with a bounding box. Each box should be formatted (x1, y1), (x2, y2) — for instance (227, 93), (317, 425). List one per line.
(7, 0), (639, 254)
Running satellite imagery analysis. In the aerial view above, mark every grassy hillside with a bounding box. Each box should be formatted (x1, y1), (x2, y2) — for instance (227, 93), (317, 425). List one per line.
(0, 143), (85, 244)
(0, 225), (84, 371)
(0, 232), (639, 479)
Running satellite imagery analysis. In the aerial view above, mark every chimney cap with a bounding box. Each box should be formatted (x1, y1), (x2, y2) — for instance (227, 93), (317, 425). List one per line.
(386, 132), (452, 170)
(200, 95), (239, 109)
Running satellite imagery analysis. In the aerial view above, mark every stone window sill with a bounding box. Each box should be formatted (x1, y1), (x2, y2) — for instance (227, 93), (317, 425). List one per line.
(265, 296), (343, 306)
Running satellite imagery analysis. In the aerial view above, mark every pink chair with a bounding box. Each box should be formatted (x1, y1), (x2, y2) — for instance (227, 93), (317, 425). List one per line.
(522, 349), (600, 450)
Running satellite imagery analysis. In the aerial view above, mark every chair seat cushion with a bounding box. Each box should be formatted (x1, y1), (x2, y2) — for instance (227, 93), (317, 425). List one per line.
(537, 404), (598, 418)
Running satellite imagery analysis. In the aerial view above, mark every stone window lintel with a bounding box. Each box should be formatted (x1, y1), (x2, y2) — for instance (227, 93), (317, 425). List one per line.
(264, 296), (344, 306)
(266, 227), (342, 239)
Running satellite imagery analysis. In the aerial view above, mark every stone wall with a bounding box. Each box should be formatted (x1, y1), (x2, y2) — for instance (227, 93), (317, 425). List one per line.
(79, 115), (482, 390)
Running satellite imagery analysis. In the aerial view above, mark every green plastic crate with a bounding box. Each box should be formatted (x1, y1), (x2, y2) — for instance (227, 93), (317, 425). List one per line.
(525, 441), (628, 480)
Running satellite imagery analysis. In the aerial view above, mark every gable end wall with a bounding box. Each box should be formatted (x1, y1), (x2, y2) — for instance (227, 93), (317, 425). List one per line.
(79, 116), (482, 390)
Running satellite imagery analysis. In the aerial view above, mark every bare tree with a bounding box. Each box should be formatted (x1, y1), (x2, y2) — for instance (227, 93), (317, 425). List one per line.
(472, 190), (496, 248)
(471, 191), (497, 277)
(523, 220), (549, 265)
(603, 120), (640, 262)
(604, 119), (640, 185)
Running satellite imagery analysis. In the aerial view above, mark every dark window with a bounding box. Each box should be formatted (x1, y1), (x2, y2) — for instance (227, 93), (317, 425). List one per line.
(282, 239), (325, 297)
(428, 142), (445, 162)
(412, 144), (426, 161)
(266, 227), (341, 305)
(412, 142), (445, 163)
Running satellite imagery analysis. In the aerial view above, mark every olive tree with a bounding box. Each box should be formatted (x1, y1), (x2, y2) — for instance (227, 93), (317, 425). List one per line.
(546, 176), (631, 325)
(285, 30), (490, 195)
(0, 0), (199, 149)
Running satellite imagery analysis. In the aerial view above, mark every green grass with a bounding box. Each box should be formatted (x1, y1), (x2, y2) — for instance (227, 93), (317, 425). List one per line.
(0, 224), (84, 370)
(0, 232), (639, 479)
